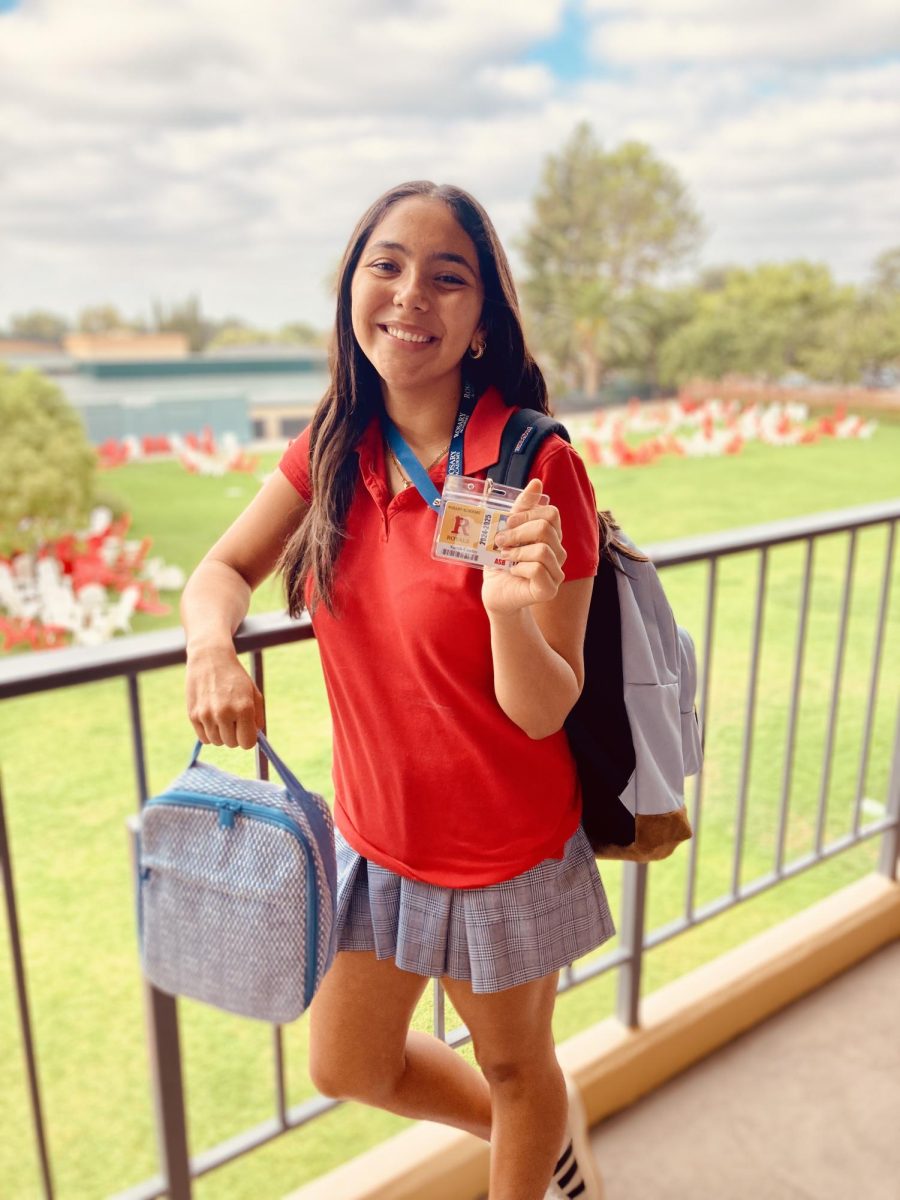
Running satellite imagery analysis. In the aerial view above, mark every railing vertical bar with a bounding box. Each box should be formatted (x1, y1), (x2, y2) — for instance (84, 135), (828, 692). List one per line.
(271, 1024), (288, 1127)
(433, 979), (446, 1043)
(249, 650), (288, 1125)
(126, 673), (192, 1199)
(0, 771), (55, 1200)
(732, 548), (768, 897)
(127, 672), (150, 805)
(138, 975), (192, 1196)
(685, 555), (717, 919)
(877, 696), (900, 880)
(615, 861), (648, 1029)
(814, 530), (857, 855)
(251, 651), (269, 783)
(775, 538), (815, 875)
(852, 522), (896, 837)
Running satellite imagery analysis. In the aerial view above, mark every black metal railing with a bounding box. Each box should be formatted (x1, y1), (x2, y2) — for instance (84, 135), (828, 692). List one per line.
(2, 500), (898, 1199)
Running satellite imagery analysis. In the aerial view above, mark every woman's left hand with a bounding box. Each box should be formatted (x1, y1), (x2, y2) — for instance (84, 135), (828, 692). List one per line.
(481, 477), (567, 615)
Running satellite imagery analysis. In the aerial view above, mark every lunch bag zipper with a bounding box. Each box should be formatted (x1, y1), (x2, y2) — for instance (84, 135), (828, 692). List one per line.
(144, 790), (319, 1003)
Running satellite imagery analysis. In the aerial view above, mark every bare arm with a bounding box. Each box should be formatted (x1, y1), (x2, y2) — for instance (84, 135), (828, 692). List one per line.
(488, 579), (591, 739)
(482, 477), (592, 739)
(181, 469), (309, 747)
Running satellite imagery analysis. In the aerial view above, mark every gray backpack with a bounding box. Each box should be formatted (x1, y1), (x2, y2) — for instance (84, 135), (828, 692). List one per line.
(487, 408), (704, 862)
(136, 732), (337, 1023)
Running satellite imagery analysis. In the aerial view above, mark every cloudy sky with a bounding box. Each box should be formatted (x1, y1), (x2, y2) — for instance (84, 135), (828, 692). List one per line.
(1, 0), (898, 333)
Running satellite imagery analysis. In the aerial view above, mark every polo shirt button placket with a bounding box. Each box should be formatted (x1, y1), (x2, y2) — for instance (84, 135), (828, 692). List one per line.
(361, 464), (392, 540)
(382, 504), (402, 541)
(383, 494), (400, 541)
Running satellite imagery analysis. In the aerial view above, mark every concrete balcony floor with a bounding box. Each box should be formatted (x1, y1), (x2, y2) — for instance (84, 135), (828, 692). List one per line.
(583, 939), (899, 1200)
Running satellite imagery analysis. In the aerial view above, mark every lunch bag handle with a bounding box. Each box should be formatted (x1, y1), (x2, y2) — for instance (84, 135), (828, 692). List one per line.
(188, 732), (310, 795)
(186, 731), (337, 899)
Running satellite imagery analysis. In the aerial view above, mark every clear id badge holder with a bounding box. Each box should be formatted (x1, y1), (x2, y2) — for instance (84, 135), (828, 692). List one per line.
(431, 475), (549, 570)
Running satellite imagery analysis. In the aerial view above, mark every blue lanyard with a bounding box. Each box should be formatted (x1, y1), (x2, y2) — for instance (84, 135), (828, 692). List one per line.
(381, 377), (478, 512)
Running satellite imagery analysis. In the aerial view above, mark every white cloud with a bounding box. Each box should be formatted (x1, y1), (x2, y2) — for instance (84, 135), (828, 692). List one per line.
(0, 0), (897, 329)
(585, 1), (900, 64)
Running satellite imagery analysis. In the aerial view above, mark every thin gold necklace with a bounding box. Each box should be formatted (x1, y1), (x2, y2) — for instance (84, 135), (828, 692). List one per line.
(385, 440), (450, 489)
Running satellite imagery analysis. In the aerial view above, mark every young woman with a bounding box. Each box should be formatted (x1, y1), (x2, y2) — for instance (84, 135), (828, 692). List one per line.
(181, 181), (615, 1200)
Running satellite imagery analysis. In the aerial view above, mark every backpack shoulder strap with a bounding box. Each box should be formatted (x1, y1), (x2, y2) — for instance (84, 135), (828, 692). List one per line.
(485, 407), (571, 489)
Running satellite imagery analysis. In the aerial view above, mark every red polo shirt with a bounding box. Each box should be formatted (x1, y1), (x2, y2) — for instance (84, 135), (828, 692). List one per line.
(278, 385), (599, 886)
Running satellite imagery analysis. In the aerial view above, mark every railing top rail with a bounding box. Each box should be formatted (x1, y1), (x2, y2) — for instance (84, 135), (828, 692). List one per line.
(0, 612), (314, 700)
(643, 498), (899, 567)
(1, 499), (897, 700)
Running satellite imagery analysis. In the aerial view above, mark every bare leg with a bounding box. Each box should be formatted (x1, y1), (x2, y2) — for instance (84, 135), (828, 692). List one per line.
(487, 1052), (568, 1200)
(309, 952), (492, 1138)
(442, 970), (567, 1200)
(310, 950), (564, 1190)
(381, 1030), (492, 1140)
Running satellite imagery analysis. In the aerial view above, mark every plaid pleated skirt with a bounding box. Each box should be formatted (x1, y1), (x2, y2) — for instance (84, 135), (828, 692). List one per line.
(333, 822), (617, 993)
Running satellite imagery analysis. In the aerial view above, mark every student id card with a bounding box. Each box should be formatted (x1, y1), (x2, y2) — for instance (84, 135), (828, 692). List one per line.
(431, 475), (549, 570)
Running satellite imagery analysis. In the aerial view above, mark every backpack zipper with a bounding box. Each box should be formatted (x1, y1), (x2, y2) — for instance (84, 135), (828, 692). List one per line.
(143, 790), (319, 1006)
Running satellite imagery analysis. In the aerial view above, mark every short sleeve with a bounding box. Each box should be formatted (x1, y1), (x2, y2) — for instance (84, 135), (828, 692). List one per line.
(528, 436), (599, 580)
(277, 423), (312, 504)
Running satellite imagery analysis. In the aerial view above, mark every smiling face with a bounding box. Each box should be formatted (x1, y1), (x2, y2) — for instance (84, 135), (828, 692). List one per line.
(350, 196), (485, 405)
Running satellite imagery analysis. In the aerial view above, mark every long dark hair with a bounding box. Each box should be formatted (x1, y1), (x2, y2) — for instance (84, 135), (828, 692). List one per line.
(277, 180), (551, 618)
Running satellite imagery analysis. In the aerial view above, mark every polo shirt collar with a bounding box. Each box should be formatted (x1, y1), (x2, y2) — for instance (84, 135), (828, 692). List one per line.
(461, 384), (517, 474)
(354, 383), (516, 477)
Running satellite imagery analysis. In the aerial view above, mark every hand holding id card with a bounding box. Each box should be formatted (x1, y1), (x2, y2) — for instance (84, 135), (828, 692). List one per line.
(431, 475), (550, 570)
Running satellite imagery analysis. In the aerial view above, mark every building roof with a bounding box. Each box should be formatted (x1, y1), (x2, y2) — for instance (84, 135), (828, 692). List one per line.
(0, 337), (63, 356)
(63, 331), (190, 360)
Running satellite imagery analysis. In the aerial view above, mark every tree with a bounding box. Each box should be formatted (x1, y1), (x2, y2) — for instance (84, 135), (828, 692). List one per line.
(518, 121), (706, 394)
(524, 275), (651, 397)
(696, 265), (735, 294)
(207, 323), (273, 349)
(0, 366), (97, 556)
(801, 288), (900, 384)
(658, 261), (852, 386)
(76, 304), (133, 334)
(206, 320), (327, 349)
(279, 321), (326, 346)
(150, 293), (213, 352)
(7, 309), (71, 342)
(207, 316), (328, 350)
(870, 246), (900, 295)
(616, 283), (702, 392)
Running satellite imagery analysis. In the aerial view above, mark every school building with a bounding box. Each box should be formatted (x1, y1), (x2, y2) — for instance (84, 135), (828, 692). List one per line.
(0, 336), (329, 444)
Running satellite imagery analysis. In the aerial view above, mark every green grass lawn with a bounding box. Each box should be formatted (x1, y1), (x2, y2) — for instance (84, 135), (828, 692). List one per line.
(1, 425), (898, 1199)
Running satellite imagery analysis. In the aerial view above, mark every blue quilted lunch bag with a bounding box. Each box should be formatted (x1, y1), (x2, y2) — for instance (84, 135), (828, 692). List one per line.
(135, 732), (337, 1024)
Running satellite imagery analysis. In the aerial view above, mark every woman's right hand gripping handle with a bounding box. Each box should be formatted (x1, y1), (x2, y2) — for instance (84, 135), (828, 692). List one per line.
(186, 641), (266, 750)
(181, 468), (310, 750)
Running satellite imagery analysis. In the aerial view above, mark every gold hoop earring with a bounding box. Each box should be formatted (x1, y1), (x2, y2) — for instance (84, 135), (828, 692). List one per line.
(469, 339), (486, 360)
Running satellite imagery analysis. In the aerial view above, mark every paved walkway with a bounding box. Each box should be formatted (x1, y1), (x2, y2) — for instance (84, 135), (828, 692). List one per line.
(588, 940), (899, 1199)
